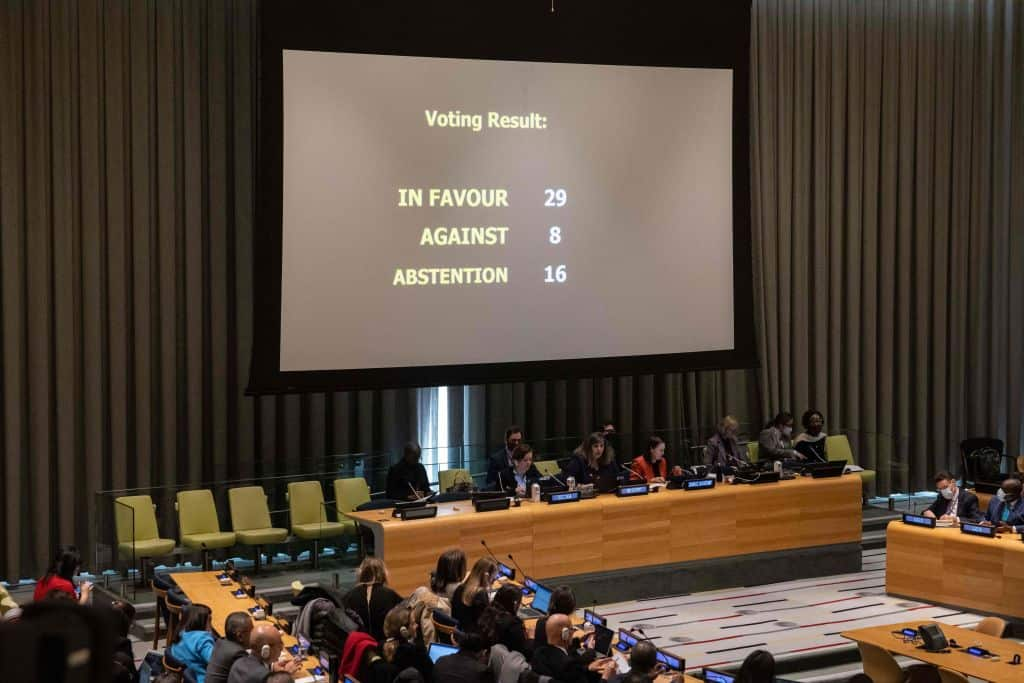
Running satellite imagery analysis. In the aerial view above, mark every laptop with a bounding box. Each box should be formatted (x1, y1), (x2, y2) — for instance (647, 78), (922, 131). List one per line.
(427, 642), (459, 663)
(593, 624), (614, 656)
(518, 582), (553, 618)
(804, 461), (845, 478)
(703, 667), (736, 683)
(594, 472), (621, 493)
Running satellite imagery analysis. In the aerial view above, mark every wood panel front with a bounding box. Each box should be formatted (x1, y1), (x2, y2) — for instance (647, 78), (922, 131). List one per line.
(349, 475), (862, 595)
(885, 521), (1024, 618)
(842, 620), (1024, 681)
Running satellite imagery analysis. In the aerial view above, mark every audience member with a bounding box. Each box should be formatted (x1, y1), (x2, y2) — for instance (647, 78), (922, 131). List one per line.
(226, 622), (300, 683)
(343, 557), (403, 642)
(705, 415), (749, 472)
(534, 585), (576, 648)
(0, 583), (18, 618)
(110, 599), (137, 678)
(33, 545), (92, 604)
(531, 614), (614, 682)
(486, 425), (524, 489)
(479, 585), (529, 657)
(736, 649), (775, 683)
(432, 631), (493, 683)
(382, 604), (432, 682)
(206, 611), (253, 683)
(169, 603), (215, 683)
(409, 548), (467, 644)
(262, 673), (293, 683)
(452, 558), (497, 634)
(793, 411), (828, 462)
(386, 442), (433, 501)
(340, 630), (393, 683)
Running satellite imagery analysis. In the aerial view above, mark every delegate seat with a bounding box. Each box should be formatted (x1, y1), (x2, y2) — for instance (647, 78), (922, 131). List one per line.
(287, 481), (351, 568)
(227, 486), (288, 573)
(534, 460), (562, 477)
(333, 478), (369, 556)
(176, 490), (236, 570)
(439, 468), (473, 492)
(114, 495), (176, 584)
(826, 434), (876, 492)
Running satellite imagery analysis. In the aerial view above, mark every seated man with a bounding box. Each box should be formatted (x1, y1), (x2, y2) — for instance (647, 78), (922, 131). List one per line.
(922, 471), (980, 523)
(983, 477), (1024, 533)
(485, 425), (523, 490)
(206, 612), (253, 683)
(432, 631), (492, 683)
(226, 622), (301, 683)
(531, 613), (614, 682)
(610, 642), (685, 683)
(385, 442), (433, 501)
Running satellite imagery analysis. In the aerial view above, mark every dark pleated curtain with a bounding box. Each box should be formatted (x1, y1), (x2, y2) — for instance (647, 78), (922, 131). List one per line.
(2, 0), (1023, 582)
(750, 0), (1024, 494)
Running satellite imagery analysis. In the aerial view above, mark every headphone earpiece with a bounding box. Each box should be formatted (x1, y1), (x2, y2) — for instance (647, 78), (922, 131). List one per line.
(399, 625), (411, 639)
(260, 644), (271, 660)
(562, 627), (573, 643)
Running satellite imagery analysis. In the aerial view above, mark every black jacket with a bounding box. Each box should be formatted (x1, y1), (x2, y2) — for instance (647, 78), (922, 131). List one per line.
(432, 650), (493, 683)
(493, 464), (543, 493)
(560, 454), (617, 486)
(451, 585), (490, 634)
(205, 638), (247, 683)
(342, 582), (403, 642)
(485, 448), (513, 489)
(530, 644), (598, 683)
(386, 459), (432, 500)
(924, 488), (981, 521)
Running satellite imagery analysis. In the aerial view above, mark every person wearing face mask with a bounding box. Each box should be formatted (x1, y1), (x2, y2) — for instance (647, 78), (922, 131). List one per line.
(758, 412), (804, 462)
(922, 471), (981, 523)
(982, 478), (1024, 533)
(793, 411), (828, 462)
(705, 415), (750, 472)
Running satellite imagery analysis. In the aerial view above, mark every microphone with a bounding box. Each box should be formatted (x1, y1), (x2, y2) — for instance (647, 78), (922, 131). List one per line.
(548, 472), (568, 488)
(620, 462), (644, 480)
(506, 553), (528, 581)
(633, 626), (652, 641)
(408, 482), (421, 499)
(481, 540), (501, 567)
(498, 471), (507, 493)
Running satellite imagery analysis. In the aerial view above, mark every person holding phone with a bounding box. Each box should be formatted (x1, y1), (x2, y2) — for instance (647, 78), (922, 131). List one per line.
(531, 614), (616, 682)
(33, 545), (91, 605)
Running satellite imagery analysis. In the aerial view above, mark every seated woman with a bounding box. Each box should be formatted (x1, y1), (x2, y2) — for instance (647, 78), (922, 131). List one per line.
(408, 548), (467, 644)
(629, 436), (683, 483)
(479, 584), (531, 658)
(381, 604), (433, 682)
(758, 412), (803, 463)
(33, 545), (92, 605)
(168, 603), (214, 683)
(343, 557), (403, 642)
(705, 415), (750, 473)
(794, 410), (828, 462)
(451, 557), (497, 634)
(561, 432), (617, 486)
(496, 443), (543, 495)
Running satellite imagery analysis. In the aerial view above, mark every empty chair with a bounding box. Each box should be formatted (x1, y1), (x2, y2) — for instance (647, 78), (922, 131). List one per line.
(439, 468), (472, 492)
(114, 495), (176, 584)
(334, 478), (371, 519)
(827, 434), (877, 494)
(937, 668), (968, 683)
(176, 490), (236, 570)
(974, 616), (1007, 637)
(356, 499), (396, 511)
(431, 607), (459, 645)
(228, 486), (288, 573)
(857, 642), (903, 683)
(287, 481), (351, 568)
(746, 441), (760, 462)
(533, 460), (562, 477)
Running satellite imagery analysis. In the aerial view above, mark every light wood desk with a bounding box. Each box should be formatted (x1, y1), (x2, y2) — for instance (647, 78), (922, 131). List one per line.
(886, 521), (1024, 618)
(348, 476), (863, 595)
(171, 571), (324, 680)
(841, 620), (1024, 682)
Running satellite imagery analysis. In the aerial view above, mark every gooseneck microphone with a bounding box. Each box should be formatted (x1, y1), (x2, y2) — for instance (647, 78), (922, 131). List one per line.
(507, 553), (528, 579)
(620, 462), (643, 480)
(481, 540), (501, 566)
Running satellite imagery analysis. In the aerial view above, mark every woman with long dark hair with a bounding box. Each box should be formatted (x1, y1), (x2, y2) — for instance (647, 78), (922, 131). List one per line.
(342, 557), (403, 642)
(33, 545), (91, 604)
(408, 548), (467, 644)
(562, 432), (617, 486)
(168, 603), (214, 683)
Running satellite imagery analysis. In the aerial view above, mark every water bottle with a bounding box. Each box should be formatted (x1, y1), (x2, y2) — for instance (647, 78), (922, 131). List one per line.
(567, 476), (576, 491)
(531, 483), (541, 502)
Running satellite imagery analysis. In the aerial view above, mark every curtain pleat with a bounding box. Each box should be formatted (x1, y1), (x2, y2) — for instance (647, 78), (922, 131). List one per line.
(1, 0), (1022, 582)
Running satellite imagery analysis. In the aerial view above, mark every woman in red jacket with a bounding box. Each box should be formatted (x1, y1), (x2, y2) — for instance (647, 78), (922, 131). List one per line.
(33, 545), (92, 604)
(630, 436), (672, 483)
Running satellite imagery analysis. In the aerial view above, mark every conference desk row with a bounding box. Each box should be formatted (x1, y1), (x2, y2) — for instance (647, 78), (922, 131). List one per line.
(886, 521), (1024, 619)
(348, 475), (864, 596)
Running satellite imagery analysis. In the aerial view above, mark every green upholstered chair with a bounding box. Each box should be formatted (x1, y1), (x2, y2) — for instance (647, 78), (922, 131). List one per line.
(333, 478), (370, 518)
(176, 489), (235, 569)
(534, 460), (562, 477)
(439, 468), (472, 492)
(228, 486), (288, 572)
(114, 495), (176, 583)
(827, 434), (876, 494)
(746, 441), (760, 462)
(287, 481), (351, 567)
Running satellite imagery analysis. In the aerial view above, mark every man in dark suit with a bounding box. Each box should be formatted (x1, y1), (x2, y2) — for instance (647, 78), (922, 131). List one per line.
(206, 612), (252, 683)
(226, 622), (301, 683)
(983, 477), (1024, 533)
(385, 441), (433, 501)
(485, 425), (523, 490)
(432, 632), (493, 683)
(922, 470), (981, 523)
(531, 614), (614, 682)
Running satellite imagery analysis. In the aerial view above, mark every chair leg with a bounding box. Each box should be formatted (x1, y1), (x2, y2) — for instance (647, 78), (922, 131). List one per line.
(152, 596), (163, 649)
(312, 540), (321, 569)
(201, 549), (211, 572)
(254, 546), (263, 574)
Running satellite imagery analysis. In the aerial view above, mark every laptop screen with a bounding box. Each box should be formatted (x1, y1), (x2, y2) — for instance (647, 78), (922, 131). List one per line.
(427, 642), (459, 663)
(655, 649), (683, 671)
(531, 584), (553, 614)
(703, 668), (736, 683)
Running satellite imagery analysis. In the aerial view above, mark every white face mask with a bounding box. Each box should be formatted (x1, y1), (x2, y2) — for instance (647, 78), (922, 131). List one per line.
(997, 488), (1006, 501)
(940, 486), (955, 500)
(782, 426), (793, 437)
